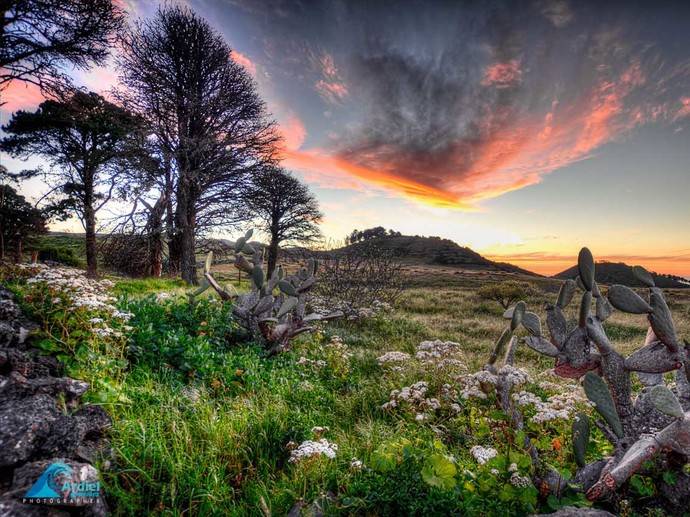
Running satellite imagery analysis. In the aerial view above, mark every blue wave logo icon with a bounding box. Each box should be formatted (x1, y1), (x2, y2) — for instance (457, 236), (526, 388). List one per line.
(24, 462), (74, 499)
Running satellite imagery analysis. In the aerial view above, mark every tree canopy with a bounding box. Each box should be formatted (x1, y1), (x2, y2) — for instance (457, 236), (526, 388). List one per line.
(246, 167), (322, 277)
(0, 0), (124, 93)
(1, 89), (144, 276)
(117, 5), (278, 283)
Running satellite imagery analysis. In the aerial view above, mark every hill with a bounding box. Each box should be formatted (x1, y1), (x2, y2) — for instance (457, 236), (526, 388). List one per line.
(325, 235), (540, 277)
(554, 261), (689, 288)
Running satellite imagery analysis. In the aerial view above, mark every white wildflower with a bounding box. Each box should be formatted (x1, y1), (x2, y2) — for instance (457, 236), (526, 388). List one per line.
(288, 439), (338, 463)
(510, 472), (532, 488)
(376, 351), (411, 365)
(470, 445), (497, 465)
(350, 458), (364, 470)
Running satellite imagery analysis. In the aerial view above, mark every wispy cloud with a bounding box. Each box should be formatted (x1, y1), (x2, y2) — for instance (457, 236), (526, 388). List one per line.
(231, 50), (257, 77)
(481, 60), (522, 88)
(313, 52), (348, 104)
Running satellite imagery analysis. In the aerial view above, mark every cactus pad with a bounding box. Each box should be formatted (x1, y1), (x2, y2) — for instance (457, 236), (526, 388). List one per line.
(607, 285), (652, 314)
(649, 385), (684, 418)
(583, 372), (624, 438)
(572, 413), (590, 468)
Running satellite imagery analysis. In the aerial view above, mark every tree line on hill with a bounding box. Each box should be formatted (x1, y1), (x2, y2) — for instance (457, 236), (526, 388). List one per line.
(0, 1), (322, 282)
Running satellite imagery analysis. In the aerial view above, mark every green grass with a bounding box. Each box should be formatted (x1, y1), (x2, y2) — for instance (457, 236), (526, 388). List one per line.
(9, 264), (689, 516)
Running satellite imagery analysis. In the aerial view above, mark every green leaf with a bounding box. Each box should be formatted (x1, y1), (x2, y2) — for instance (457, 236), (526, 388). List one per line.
(421, 453), (457, 490)
(663, 471), (677, 486)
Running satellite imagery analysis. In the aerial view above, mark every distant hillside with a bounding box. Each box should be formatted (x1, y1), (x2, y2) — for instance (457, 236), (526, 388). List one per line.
(327, 235), (540, 276)
(554, 261), (689, 288)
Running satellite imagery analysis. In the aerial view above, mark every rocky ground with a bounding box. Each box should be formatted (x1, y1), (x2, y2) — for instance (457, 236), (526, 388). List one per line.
(0, 287), (111, 516)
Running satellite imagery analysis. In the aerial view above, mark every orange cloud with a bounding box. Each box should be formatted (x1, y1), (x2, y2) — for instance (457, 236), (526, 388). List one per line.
(282, 146), (468, 207)
(231, 50), (257, 77)
(293, 63), (655, 208)
(1, 80), (46, 113)
(481, 60), (522, 88)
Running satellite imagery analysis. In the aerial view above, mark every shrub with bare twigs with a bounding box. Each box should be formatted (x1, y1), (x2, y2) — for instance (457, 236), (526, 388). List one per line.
(315, 242), (405, 319)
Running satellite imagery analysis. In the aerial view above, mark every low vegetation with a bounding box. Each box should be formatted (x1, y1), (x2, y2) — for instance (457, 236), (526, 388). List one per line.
(4, 248), (689, 515)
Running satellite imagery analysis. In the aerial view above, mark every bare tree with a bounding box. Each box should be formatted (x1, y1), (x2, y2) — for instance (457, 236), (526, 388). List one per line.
(1, 90), (144, 277)
(117, 5), (278, 284)
(0, 0), (123, 94)
(245, 167), (322, 278)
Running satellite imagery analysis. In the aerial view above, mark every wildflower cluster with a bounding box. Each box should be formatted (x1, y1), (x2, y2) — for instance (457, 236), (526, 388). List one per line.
(310, 296), (392, 321)
(288, 439), (338, 463)
(25, 265), (118, 311)
(381, 380), (459, 422)
(458, 365), (530, 400)
(415, 339), (466, 370)
(470, 445), (498, 465)
(376, 351), (411, 365)
(513, 387), (590, 424)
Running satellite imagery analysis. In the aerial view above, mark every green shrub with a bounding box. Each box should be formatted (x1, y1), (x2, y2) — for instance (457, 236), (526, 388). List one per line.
(477, 280), (532, 309)
(38, 243), (82, 267)
(120, 296), (241, 380)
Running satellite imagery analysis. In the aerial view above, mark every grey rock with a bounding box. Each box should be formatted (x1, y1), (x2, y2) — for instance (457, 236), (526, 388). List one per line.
(0, 395), (59, 467)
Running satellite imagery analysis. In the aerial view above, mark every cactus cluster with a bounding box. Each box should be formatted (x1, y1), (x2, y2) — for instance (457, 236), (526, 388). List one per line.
(494, 247), (690, 507)
(191, 230), (342, 355)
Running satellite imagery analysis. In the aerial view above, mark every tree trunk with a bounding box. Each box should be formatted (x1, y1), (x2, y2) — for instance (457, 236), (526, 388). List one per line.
(83, 177), (98, 278)
(84, 205), (98, 278)
(164, 158), (179, 276)
(175, 188), (197, 285)
(267, 236), (279, 279)
(13, 234), (21, 264)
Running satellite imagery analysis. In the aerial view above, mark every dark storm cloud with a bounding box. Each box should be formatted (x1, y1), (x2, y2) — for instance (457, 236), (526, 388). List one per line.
(228, 0), (690, 206)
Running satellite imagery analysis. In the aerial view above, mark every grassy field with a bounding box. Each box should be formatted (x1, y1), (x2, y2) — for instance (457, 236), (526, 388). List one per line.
(5, 259), (689, 516)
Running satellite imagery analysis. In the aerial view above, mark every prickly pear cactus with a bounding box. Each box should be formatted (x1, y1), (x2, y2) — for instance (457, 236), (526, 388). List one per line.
(196, 229), (342, 355)
(496, 247), (690, 508)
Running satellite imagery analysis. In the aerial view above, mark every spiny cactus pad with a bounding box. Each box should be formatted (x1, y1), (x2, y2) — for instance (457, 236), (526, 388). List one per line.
(578, 247), (595, 292)
(649, 385), (684, 418)
(583, 372), (624, 438)
(607, 285), (652, 314)
(572, 412), (590, 468)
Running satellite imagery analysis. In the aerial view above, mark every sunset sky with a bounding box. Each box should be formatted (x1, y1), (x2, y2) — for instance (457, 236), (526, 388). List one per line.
(2, 0), (689, 276)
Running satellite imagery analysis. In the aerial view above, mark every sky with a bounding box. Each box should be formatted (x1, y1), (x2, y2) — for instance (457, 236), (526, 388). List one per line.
(2, 0), (689, 276)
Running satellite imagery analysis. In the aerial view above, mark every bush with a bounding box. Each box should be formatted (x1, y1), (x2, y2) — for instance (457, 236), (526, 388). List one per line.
(316, 242), (405, 317)
(38, 244), (82, 267)
(120, 295), (240, 380)
(99, 233), (157, 277)
(477, 280), (531, 309)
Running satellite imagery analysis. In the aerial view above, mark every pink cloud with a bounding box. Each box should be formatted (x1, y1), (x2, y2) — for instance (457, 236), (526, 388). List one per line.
(313, 52), (348, 104)
(315, 79), (348, 104)
(231, 50), (257, 77)
(278, 113), (306, 151)
(481, 60), (522, 88)
(1, 81), (46, 113)
(284, 62), (680, 209)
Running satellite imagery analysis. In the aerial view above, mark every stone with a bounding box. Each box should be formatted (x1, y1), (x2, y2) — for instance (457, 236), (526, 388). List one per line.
(0, 395), (60, 467)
